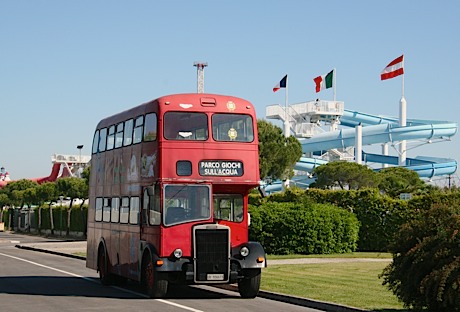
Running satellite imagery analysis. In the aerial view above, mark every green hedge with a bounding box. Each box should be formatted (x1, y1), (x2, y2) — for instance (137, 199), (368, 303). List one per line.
(249, 201), (359, 255)
(251, 188), (460, 252)
(35, 206), (87, 232)
(1, 205), (88, 234)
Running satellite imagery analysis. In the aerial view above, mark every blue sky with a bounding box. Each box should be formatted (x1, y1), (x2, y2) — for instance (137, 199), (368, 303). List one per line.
(1, 1), (459, 186)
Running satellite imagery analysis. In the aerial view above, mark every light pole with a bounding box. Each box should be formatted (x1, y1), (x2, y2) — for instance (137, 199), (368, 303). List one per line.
(193, 62), (207, 93)
(77, 145), (84, 178)
(77, 145), (83, 163)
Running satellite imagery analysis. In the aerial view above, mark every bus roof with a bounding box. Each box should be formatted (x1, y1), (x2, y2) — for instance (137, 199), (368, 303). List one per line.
(95, 93), (256, 130)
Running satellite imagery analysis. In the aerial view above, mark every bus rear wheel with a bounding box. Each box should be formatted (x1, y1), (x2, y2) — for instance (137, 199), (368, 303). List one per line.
(142, 253), (168, 298)
(238, 269), (261, 298)
(98, 246), (112, 285)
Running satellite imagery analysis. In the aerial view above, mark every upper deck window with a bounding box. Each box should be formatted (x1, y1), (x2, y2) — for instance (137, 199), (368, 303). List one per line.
(107, 126), (115, 150)
(123, 119), (133, 146)
(144, 113), (157, 141)
(164, 112), (208, 140)
(133, 116), (144, 144)
(92, 130), (99, 154)
(93, 128), (108, 153)
(212, 114), (254, 142)
(115, 122), (124, 148)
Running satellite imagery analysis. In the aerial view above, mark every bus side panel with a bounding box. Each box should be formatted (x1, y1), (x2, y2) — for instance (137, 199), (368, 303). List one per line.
(87, 151), (105, 270)
(116, 139), (145, 281)
(117, 224), (141, 281)
(86, 217), (97, 270)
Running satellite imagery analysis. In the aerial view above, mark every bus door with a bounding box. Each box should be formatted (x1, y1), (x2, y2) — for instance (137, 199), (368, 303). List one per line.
(141, 185), (161, 250)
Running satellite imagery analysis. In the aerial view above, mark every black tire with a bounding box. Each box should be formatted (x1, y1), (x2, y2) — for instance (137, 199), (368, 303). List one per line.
(98, 246), (112, 285)
(142, 253), (168, 298)
(238, 269), (261, 298)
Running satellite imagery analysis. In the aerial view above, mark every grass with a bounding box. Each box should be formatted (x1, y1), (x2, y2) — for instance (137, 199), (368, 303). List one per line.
(266, 252), (393, 260)
(261, 254), (409, 312)
(71, 250), (404, 310)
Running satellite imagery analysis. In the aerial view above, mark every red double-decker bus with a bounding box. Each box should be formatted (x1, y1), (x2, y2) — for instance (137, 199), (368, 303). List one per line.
(86, 93), (266, 298)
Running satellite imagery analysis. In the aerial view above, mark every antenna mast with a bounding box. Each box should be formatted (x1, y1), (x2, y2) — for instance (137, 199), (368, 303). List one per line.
(193, 62), (208, 93)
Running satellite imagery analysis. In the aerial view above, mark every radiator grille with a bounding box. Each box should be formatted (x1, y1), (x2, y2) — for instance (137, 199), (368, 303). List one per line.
(194, 227), (230, 282)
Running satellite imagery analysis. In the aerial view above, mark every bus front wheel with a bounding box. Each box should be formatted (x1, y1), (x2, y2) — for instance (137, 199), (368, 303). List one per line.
(238, 269), (261, 298)
(142, 253), (168, 298)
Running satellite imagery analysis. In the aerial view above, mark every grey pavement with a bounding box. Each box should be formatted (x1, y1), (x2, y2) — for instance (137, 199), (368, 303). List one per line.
(7, 232), (374, 312)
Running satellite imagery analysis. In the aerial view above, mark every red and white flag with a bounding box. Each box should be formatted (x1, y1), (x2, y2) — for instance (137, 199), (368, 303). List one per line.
(381, 55), (404, 80)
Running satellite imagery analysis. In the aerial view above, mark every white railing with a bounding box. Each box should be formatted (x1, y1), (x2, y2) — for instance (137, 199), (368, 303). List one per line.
(266, 104), (285, 120)
(290, 100), (345, 117)
(52, 154), (91, 164)
(295, 123), (325, 138)
(328, 147), (355, 161)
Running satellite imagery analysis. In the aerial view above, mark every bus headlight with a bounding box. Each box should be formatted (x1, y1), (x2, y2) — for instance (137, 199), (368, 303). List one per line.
(240, 246), (249, 257)
(173, 248), (183, 259)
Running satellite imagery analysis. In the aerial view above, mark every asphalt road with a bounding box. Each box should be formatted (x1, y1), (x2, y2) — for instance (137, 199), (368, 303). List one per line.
(0, 232), (329, 312)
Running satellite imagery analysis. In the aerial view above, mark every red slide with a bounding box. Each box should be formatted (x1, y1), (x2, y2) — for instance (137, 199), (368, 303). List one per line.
(0, 162), (73, 188)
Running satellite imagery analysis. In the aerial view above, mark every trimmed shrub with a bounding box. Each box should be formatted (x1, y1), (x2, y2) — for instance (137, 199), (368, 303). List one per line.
(34, 205), (87, 234)
(288, 188), (413, 251)
(380, 204), (460, 311)
(249, 201), (359, 255)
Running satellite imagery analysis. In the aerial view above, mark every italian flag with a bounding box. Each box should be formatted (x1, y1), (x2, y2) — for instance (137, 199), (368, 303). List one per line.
(381, 55), (404, 80)
(314, 70), (334, 93)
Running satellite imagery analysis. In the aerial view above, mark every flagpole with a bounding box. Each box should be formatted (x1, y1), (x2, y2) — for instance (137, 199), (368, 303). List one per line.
(401, 58), (404, 98)
(333, 68), (336, 101)
(399, 69), (407, 166)
(284, 75), (289, 138)
(283, 76), (290, 189)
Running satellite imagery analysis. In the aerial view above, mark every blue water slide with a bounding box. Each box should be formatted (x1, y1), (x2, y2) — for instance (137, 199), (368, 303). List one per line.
(296, 109), (458, 179)
(362, 153), (457, 178)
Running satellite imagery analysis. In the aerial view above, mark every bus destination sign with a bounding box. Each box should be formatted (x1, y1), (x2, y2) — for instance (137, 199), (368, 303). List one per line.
(199, 160), (243, 177)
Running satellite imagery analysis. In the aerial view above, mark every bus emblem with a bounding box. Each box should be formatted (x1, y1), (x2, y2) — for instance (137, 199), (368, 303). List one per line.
(226, 101), (236, 111)
(228, 128), (237, 140)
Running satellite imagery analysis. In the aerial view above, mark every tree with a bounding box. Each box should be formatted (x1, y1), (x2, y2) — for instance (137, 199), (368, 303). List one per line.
(378, 166), (426, 198)
(77, 166), (90, 236)
(56, 177), (88, 236)
(0, 193), (8, 222)
(381, 205), (460, 311)
(312, 161), (379, 190)
(257, 120), (302, 182)
(1, 180), (39, 230)
(1, 179), (39, 208)
(36, 182), (58, 235)
(22, 187), (38, 232)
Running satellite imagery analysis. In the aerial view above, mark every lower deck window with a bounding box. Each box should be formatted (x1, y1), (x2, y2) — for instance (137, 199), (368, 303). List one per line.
(95, 198), (103, 221)
(129, 197), (140, 224)
(120, 197), (129, 223)
(103, 198), (111, 222)
(163, 184), (211, 226)
(213, 194), (244, 222)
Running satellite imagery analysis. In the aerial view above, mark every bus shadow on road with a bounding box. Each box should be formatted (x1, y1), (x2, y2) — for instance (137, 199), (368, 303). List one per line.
(0, 276), (240, 300)
(0, 276), (138, 298)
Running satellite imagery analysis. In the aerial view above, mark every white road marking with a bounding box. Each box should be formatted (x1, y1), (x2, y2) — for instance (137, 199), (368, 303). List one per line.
(0, 252), (204, 312)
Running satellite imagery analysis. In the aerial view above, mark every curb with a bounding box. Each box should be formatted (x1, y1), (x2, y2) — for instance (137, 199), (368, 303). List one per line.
(15, 244), (86, 261)
(217, 284), (368, 312)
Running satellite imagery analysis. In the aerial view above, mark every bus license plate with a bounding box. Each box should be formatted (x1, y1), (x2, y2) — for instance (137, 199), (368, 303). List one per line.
(207, 273), (224, 281)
